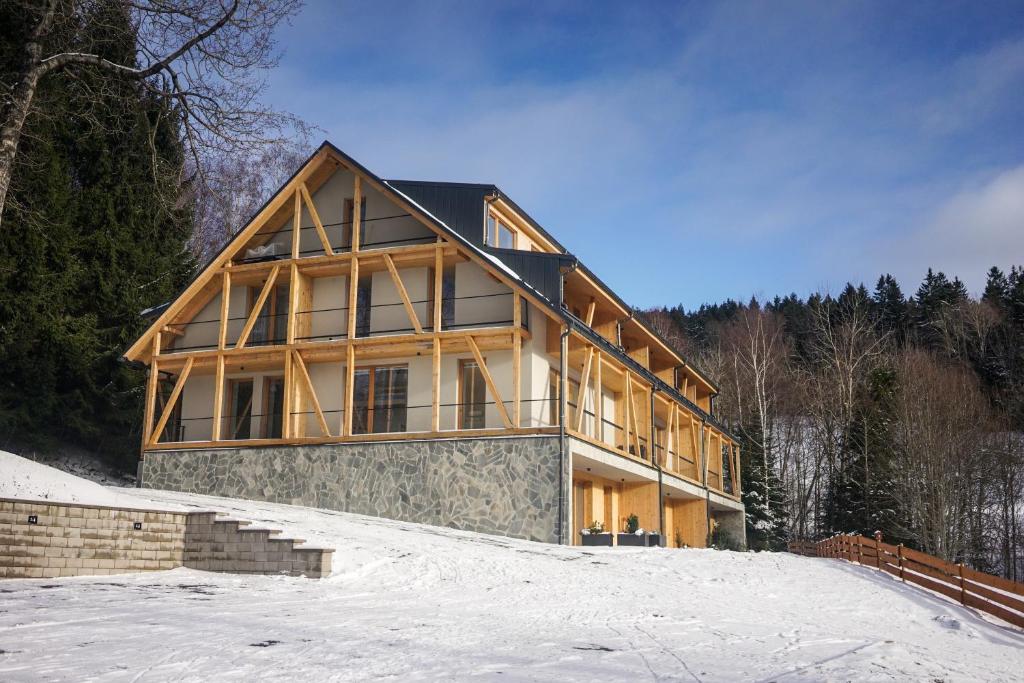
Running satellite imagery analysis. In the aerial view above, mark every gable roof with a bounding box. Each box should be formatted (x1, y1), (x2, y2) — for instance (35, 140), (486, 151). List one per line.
(124, 140), (723, 423)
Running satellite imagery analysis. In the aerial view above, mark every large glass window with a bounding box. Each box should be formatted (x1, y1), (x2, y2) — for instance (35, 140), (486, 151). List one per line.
(262, 377), (284, 439)
(427, 265), (456, 330)
(248, 284), (288, 346)
(352, 364), (408, 435)
(343, 198), (367, 250)
(355, 273), (372, 337)
(227, 378), (254, 440)
(373, 366), (408, 433)
(459, 359), (486, 429)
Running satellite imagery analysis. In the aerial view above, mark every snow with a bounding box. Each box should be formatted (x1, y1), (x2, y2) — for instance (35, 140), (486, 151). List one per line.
(2, 485), (1023, 680)
(0, 451), (175, 510)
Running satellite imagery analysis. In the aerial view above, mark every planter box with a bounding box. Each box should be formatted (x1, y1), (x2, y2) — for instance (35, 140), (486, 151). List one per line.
(616, 532), (661, 547)
(581, 533), (613, 547)
(617, 533), (646, 547)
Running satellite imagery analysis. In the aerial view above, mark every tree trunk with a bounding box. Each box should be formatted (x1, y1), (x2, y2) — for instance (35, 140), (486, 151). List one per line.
(0, 1), (55, 226)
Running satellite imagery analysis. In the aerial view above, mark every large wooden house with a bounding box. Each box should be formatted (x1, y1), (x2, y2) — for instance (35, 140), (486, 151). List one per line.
(124, 142), (745, 547)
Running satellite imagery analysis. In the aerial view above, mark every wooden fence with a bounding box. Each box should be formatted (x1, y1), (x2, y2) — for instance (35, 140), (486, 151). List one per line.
(788, 534), (1024, 629)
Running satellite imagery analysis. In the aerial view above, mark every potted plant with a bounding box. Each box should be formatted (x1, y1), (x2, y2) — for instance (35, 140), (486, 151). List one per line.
(617, 514), (646, 547)
(580, 520), (612, 546)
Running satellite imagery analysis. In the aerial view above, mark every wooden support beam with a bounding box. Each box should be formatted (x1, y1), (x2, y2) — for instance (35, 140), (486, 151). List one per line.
(218, 272), (231, 349)
(343, 343), (355, 436)
(467, 335), (512, 429)
(292, 190), (301, 259)
(211, 354), (225, 441)
(433, 244), (443, 333)
(287, 262), (300, 345)
(284, 349), (296, 439)
(150, 356), (193, 446)
(347, 256), (359, 340)
(431, 336), (441, 432)
(626, 373), (642, 457)
(300, 183), (334, 256)
(513, 292), (521, 428)
(575, 345), (595, 433)
(384, 254), (422, 334)
(141, 338), (160, 450)
(594, 350), (603, 442)
(352, 176), (361, 252)
(622, 372), (631, 451)
(292, 351), (330, 437)
(584, 299), (596, 327)
(235, 264), (280, 349)
(691, 416), (701, 481)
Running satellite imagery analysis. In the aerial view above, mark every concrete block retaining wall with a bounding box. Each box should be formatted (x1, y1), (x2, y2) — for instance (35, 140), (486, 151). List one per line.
(0, 499), (332, 579)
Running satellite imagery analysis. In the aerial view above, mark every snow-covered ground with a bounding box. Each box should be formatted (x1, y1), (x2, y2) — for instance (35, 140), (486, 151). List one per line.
(0, 450), (155, 509)
(1, 484), (1022, 681)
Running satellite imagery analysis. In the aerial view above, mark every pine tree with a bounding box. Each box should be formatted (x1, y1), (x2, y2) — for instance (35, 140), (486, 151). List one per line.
(872, 274), (908, 342)
(0, 3), (194, 468)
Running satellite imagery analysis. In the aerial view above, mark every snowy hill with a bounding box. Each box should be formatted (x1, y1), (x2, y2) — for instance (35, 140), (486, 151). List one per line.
(0, 450), (156, 509)
(1, 483), (1022, 680)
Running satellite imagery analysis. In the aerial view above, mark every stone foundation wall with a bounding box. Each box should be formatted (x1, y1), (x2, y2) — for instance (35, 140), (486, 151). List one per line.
(0, 499), (332, 579)
(141, 435), (565, 543)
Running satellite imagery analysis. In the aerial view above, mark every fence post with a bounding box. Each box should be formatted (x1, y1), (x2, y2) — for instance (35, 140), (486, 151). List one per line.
(898, 543), (905, 581)
(857, 536), (863, 565)
(957, 564), (966, 605)
(875, 541), (881, 569)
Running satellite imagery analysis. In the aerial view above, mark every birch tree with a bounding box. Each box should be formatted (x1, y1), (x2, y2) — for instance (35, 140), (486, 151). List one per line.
(0, 0), (307, 228)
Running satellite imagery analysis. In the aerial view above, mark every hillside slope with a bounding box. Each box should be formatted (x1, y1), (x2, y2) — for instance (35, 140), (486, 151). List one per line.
(1, 482), (1023, 680)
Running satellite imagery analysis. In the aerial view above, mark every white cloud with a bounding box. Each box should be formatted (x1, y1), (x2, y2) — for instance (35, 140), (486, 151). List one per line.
(873, 165), (1024, 293)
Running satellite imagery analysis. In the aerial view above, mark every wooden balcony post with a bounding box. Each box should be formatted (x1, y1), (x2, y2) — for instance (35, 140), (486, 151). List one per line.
(211, 354), (225, 441)
(292, 189), (301, 259)
(347, 256), (359, 340)
(343, 343), (355, 436)
(433, 243), (443, 333)
(141, 334), (160, 451)
(594, 350), (603, 442)
(218, 271), (230, 350)
(513, 292), (521, 428)
(352, 176), (362, 252)
(431, 336), (441, 432)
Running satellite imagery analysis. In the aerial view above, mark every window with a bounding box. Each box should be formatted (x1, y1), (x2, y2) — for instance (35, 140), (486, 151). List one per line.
(227, 378), (254, 440)
(441, 265), (455, 329)
(547, 370), (580, 427)
(352, 364), (408, 435)
(261, 377), (285, 439)
(247, 283), (288, 346)
(459, 359), (486, 429)
(427, 265), (456, 330)
(343, 198), (367, 250)
(497, 223), (514, 249)
(485, 212), (516, 249)
(156, 379), (183, 442)
(355, 273), (372, 337)
(722, 443), (734, 494)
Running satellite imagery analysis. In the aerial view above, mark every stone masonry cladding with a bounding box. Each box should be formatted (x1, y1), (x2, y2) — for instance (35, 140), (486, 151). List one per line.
(141, 435), (565, 543)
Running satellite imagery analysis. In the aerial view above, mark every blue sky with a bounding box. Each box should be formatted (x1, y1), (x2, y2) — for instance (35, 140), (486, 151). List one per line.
(265, 1), (1024, 309)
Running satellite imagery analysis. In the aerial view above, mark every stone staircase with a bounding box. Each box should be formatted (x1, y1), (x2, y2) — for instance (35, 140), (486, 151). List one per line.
(183, 513), (333, 578)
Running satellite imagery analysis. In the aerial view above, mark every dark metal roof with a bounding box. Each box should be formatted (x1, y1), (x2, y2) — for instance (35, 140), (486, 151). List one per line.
(385, 177), (719, 394)
(482, 247), (575, 305)
(385, 180), (492, 250)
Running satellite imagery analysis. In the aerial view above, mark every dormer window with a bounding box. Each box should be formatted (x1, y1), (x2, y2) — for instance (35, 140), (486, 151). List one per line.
(485, 212), (516, 249)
